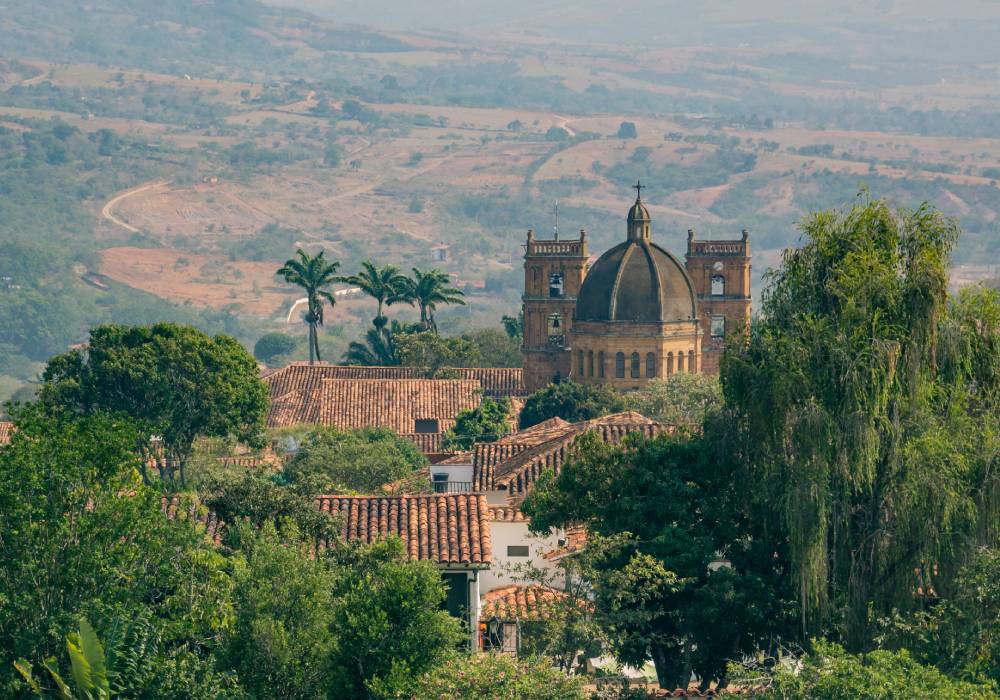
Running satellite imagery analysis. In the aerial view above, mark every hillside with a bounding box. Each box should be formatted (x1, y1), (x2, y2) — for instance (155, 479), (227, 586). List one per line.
(1, 0), (999, 403)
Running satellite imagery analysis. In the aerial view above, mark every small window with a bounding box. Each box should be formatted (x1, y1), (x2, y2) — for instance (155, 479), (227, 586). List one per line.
(688, 350), (696, 373)
(677, 352), (685, 373)
(666, 352), (674, 376)
(615, 352), (625, 378)
(598, 351), (605, 378)
(711, 315), (725, 338)
(414, 418), (439, 434)
(711, 274), (725, 296)
(587, 350), (594, 377)
(645, 352), (656, 378)
(549, 272), (564, 298)
(432, 473), (448, 493)
(630, 352), (640, 379)
(507, 545), (529, 557)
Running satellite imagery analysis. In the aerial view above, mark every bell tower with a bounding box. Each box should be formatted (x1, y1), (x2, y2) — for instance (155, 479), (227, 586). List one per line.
(684, 229), (752, 374)
(521, 228), (589, 393)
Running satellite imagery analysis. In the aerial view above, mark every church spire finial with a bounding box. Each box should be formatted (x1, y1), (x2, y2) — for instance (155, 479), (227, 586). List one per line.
(633, 180), (644, 200)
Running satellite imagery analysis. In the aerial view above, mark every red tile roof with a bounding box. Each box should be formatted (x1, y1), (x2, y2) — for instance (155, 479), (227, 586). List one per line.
(0, 421), (13, 445)
(471, 417), (573, 490)
(314, 493), (491, 566)
(267, 377), (482, 433)
(161, 495), (225, 545)
(481, 584), (568, 620)
(477, 412), (666, 498)
(263, 363), (525, 398)
(488, 504), (528, 522)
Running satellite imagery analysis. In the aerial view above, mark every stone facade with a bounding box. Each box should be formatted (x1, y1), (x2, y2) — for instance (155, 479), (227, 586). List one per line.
(521, 190), (751, 391)
(520, 231), (588, 392)
(683, 230), (752, 374)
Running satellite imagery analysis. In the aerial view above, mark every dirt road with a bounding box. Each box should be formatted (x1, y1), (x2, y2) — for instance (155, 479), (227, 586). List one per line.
(101, 180), (169, 233)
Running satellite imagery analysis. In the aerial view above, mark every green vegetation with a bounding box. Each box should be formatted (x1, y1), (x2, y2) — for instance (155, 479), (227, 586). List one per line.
(253, 331), (297, 366)
(519, 381), (626, 428)
(277, 249), (341, 365)
(625, 373), (722, 428)
(407, 268), (465, 332)
(443, 396), (513, 450)
(281, 427), (430, 494)
(408, 652), (586, 699)
(39, 322), (268, 486)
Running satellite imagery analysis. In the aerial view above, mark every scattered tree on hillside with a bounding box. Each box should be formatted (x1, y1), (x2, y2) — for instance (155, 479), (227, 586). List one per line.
(344, 322), (403, 366)
(617, 121), (638, 139)
(39, 323), (268, 485)
(277, 248), (341, 365)
(253, 331), (297, 366)
(519, 381), (625, 429)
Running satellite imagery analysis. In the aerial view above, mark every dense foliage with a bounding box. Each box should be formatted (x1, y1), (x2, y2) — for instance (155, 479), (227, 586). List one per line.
(39, 323), (268, 485)
(624, 373), (722, 428)
(406, 652), (586, 700)
(281, 426), (430, 494)
(722, 197), (1000, 647)
(519, 381), (626, 428)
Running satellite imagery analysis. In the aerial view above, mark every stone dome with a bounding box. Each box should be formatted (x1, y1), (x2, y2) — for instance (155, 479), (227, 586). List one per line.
(574, 193), (698, 324)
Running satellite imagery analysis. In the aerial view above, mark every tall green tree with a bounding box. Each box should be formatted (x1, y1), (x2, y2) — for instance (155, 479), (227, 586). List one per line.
(277, 249), (341, 364)
(721, 196), (1000, 648)
(343, 261), (412, 329)
(407, 268), (465, 332)
(0, 406), (213, 695)
(39, 323), (268, 486)
(522, 431), (790, 689)
(519, 380), (626, 429)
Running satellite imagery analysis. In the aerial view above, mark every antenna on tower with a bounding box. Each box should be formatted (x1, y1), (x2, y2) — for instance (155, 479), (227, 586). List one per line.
(552, 200), (559, 241)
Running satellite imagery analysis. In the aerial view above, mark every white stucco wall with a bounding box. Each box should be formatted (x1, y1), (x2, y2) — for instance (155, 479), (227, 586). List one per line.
(429, 463), (473, 484)
(480, 521), (565, 593)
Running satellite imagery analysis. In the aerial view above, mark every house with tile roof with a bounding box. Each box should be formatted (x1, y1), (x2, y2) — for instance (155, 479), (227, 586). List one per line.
(315, 493), (492, 648)
(262, 363), (524, 461)
(0, 421), (13, 445)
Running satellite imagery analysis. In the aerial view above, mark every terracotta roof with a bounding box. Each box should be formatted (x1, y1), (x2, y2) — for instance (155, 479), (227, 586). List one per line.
(476, 412), (666, 496)
(314, 493), (491, 566)
(161, 495), (225, 546)
(0, 421), (13, 445)
(542, 526), (587, 560)
(481, 584), (568, 620)
(471, 417), (573, 490)
(267, 377), (481, 432)
(217, 454), (279, 469)
(263, 363), (525, 398)
(488, 504), (528, 522)
(436, 450), (474, 465)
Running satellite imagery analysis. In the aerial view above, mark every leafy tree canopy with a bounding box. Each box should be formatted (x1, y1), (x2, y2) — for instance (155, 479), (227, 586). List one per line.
(625, 373), (722, 428)
(253, 331), (297, 366)
(281, 426), (430, 495)
(443, 396), (512, 450)
(39, 323), (269, 485)
(519, 380), (626, 429)
(407, 652), (587, 700)
(721, 196), (1000, 647)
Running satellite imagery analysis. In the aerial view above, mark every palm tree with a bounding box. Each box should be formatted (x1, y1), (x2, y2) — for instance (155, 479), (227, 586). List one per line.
(410, 268), (465, 333)
(343, 260), (412, 329)
(277, 249), (340, 365)
(344, 323), (400, 366)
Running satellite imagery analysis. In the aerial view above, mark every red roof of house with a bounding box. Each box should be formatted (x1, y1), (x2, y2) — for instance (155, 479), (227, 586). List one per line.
(475, 412), (666, 497)
(314, 493), (492, 566)
(488, 504), (528, 522)
(263, 363), (525, 398)
(161, 495), (225, 546)
(481, 584), (568, 620)
(0, 421), (13, 445)
(267, 377), (482, 432)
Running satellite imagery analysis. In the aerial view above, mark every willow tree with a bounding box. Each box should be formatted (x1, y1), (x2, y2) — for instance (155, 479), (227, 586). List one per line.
(277, 249), (340, 365)
(722, 195), (999, 649)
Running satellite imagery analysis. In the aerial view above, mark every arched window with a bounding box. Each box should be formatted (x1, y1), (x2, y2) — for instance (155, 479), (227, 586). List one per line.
(711, 274), (725, 296)
(578, 350), (584, 376)
(666, 352), (673, 376)
(688, 350), (696, 373)
(677, 351), (685, 373)
(549, 272), (564, 298)
(630, 352), (640, 379)
(615, 352), (625, 378)
(598, 351), (605, 378)
(645, 352), (656, 378)
(587, 350), (594, 377)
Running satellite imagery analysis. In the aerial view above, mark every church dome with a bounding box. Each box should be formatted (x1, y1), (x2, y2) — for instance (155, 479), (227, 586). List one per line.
(574, 190), (698, 324)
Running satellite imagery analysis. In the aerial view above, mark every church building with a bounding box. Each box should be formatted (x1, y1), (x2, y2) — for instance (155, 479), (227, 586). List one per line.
(521, 184), (751, 392)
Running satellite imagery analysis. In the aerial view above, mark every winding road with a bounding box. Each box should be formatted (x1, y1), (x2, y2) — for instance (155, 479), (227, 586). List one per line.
(100, 179), (169, 232)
